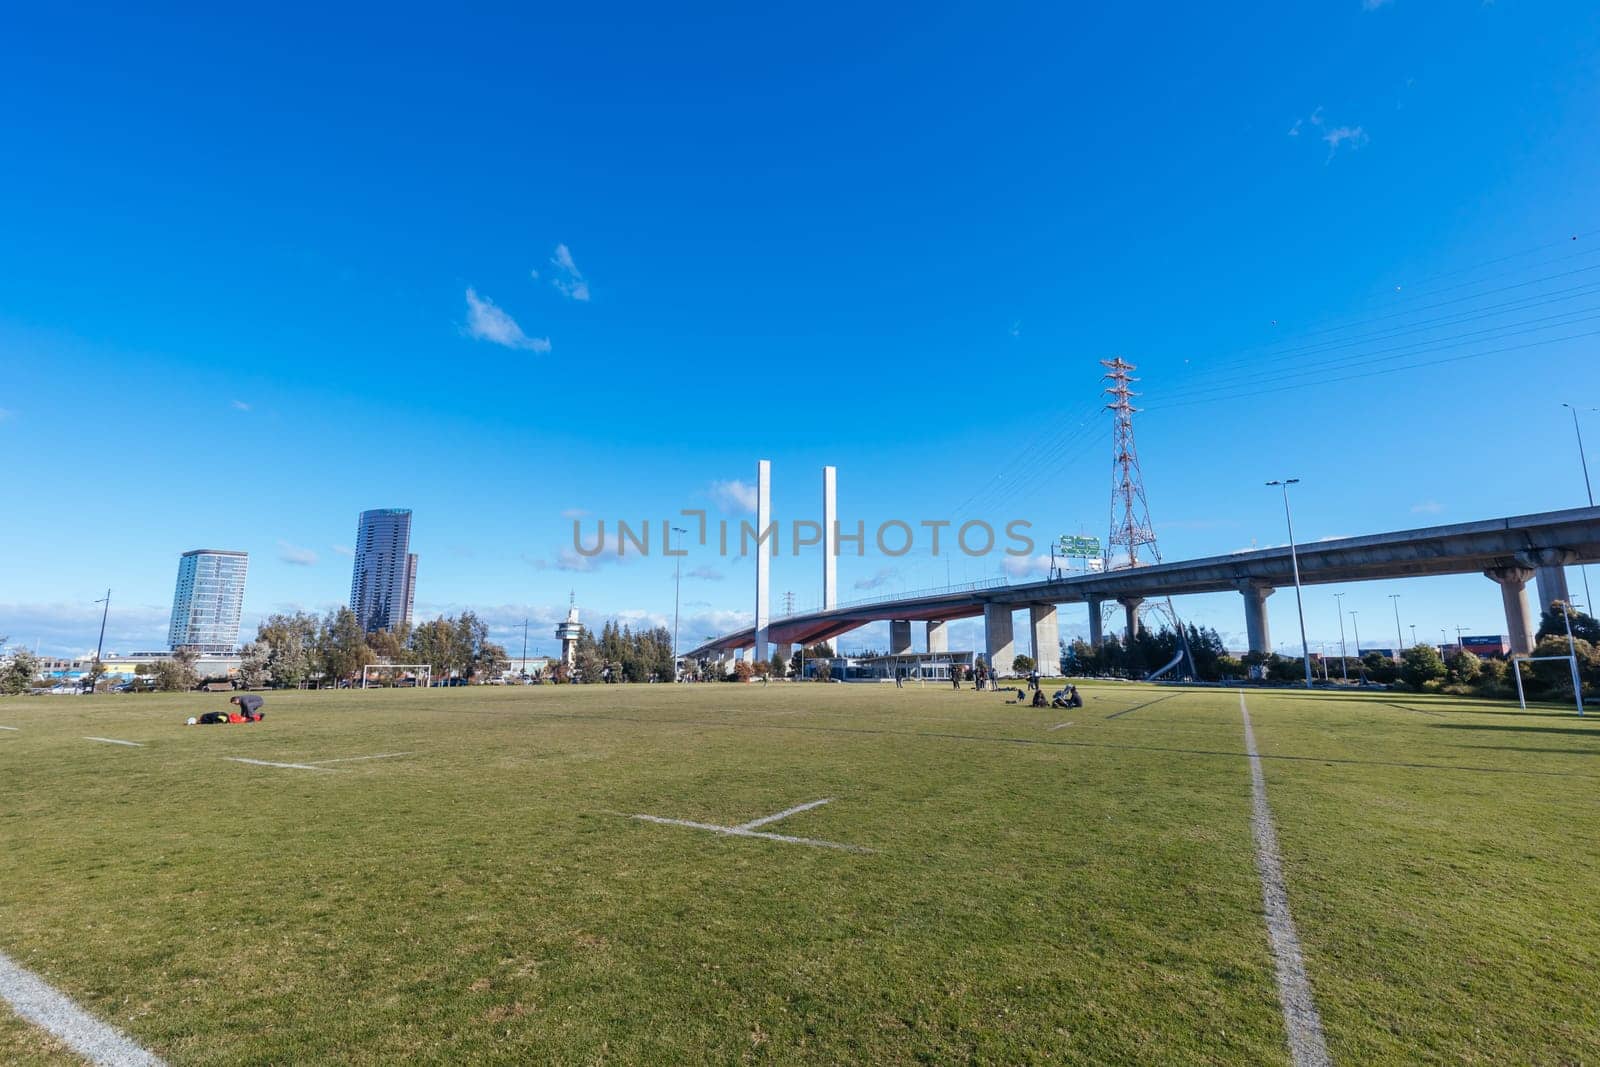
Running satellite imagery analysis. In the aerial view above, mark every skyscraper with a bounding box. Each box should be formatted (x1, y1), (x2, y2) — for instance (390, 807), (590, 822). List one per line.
(168, 549), (249, 653)
(350, 508), (417, 633)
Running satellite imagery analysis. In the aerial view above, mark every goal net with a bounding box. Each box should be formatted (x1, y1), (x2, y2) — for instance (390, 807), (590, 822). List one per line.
(361, 663), (433, 689)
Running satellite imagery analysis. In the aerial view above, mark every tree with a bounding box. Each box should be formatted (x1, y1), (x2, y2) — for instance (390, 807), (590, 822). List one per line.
(320, 607), (375, 684)
(0, 649), (41, 695)
(1400, 643), (1447, 689)
(1012, 654), (1035, 674)
(769, 650), (787, 679)
(732, 660), (754, 682)
(152, 649), (199, 692)
(237, 641), (270, 689)
(257, 612), (319, 688)
(365, 628), (405, 663)
(1446, 649), (1481, 686)
(1537, 601), (1600, 644)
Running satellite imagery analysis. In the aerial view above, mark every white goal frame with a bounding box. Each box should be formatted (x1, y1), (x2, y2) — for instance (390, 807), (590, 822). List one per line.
(362, 663), (433, 689)
(1509, 654), (1584, 715)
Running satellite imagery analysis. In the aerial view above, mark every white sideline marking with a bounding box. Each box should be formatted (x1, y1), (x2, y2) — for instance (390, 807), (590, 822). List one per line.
(224, 757), (331, 771)
(1240, 692), (1331, 1067)
(1048, 721), (1075, 731)
(308, 751), (414, 765)
(630, 798), (872, 854)
(0, 725), (19, 731)
(0, 949), (165, 1066)
(83, 737), (142, 747)
(732, 797), (833, 831)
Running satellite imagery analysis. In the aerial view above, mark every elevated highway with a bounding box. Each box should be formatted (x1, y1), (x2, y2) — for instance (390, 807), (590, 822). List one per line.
(687, 506), (1600, 665)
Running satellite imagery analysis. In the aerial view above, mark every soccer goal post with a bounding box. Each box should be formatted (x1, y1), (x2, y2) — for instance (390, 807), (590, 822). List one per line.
(1509, 654), (1584, 716)
(361, 663), (433, 689)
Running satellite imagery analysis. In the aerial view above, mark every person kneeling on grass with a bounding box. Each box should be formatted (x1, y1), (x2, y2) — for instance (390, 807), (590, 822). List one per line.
(1031, 688), (1047, 708)
(230, 694), (265, 722)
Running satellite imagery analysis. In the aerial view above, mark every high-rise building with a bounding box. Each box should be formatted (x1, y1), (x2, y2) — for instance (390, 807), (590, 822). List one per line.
(168, 549), (249, 653)
(350, 508), (417, 633)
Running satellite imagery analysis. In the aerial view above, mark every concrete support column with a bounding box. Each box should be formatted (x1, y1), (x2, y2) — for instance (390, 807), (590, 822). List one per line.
(1087, 597), (1103, 646)
(1118, 597), (1144, 642)
(889, 620), (913, 655)
(1029, 604), (1059, 673)
(925, 620), (948, 654)
(983, 602), (1015, 675)
(1521, 549), (1576, 614)
(1238, 581), (1275, 655)
(1486, 564), (1537, 655)
(754, 459), (771, 662)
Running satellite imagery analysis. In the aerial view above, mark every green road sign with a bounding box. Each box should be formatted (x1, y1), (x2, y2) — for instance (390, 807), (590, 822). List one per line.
(1058, 535), (1101, 558)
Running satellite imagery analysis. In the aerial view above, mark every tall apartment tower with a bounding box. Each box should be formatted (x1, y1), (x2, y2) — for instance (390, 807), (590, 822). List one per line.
(168, 549), (249, 653)
(349, 508), (418, 633)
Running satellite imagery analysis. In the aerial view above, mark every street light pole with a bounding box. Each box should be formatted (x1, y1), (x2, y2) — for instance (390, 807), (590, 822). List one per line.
(1266, 479), (1313, 689)
(671, 526), (687, 681)
(88, 589), (110, 695)
(1350, 611), (1365, 685)
(1561, 402), (1595, 624)
(1334, 591), (1349, 683)
(1390, 594), (1404, 657)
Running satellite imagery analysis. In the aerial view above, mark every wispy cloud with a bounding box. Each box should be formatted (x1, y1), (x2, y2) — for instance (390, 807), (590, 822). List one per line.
(708, 479), (758, 514)
(331, 544), (354, 557)
(854, 566), (899, 591)
(1362, 0), (1393, 9)
(1002, 554), (1055, 578)
(464, 288), (551, 352)
(1289, 107), (1368, 161)
(231, 399), (251, 412)
(1009, 321), (1022, 338)
(560, 507), (589, 519)
(1410, 500), (1443, 514)
(277, 541), (319, 566)
(549, 244), (590, 302)
(687, 565), (724, 581)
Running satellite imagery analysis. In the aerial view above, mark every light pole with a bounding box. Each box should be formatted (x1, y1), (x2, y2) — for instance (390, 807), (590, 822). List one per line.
(1561, 403), (1595, 622)
(1455, 626), (1466, 657)
(1390, 594), (1404, 657)
(88, 589), (110, 695)
(1266, 479), (1313, 688)
(1350, 611), (1365, 685)
(1334, 592), (1349, 683)
(1560, 599), (1585, 716)
(521, 618), (529, 683)
(1410, 623), (1418, 649)
(671, 526), (687, 681)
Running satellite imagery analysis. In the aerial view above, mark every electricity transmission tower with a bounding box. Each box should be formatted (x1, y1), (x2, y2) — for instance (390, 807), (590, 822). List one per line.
(1102, 358), (1161, 570)
(782, 590), (795, 617)
(1100, 357), (1192, 677)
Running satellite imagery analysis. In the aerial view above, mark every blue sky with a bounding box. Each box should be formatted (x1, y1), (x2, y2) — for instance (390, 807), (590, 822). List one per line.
(2, 1), (1598, 658)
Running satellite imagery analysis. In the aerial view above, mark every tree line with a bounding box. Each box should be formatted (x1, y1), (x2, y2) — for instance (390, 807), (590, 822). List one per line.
(242, 607), (510, 688)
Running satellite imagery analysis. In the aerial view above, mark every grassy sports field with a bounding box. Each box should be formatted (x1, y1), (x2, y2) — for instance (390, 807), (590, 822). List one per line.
(1, 681), (1597, 1064)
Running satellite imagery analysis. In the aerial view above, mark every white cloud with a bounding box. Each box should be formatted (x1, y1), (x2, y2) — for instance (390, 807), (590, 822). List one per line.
(854, 566), (899, 591)
(560, 507), (589, 519)
(464, 288), (551, 352)
(687, 565), (724, 581)
(231, 399), (251, 411)
(1410, 500), (1443, 514)
(277, 541), (319, 566)
(1002, 554), (1055, 578)
(331, 544), (354, 557)
(1009, 321), (1021, 337)
(1362, 0), (1392, 9)
(0, 601), (174, 658)
(1288, 107), (1367, 161)
(549, 244), (591, 302)
(708, 479), (758, 514)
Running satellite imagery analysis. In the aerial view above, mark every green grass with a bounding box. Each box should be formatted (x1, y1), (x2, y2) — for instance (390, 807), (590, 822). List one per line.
(1, 682), (1597, 1064)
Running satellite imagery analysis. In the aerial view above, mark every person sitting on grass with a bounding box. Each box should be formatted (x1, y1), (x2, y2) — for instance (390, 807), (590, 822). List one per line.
(1031, 688), (1048, 708)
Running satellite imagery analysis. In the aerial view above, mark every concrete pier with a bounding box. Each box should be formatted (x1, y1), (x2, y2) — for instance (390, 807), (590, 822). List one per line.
(1486, 564), (1537, 654)
(1087, 597), (1103, 646)
(925, 620), (948, 654)
(754, 459), (771, 662)
(1239, 581), (1274, 655)
(1118, 596), (1144, 642)
(823, 465), (838, 610)
(889, 620), (913, 655)
(1029, 604), (1059, 673)
(984, 602), (1015, 675)
(1523, 548), (1574, 614)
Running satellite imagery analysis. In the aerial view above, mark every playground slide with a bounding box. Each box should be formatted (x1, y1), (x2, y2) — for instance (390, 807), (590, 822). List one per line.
(1145, 650), (1186, 682)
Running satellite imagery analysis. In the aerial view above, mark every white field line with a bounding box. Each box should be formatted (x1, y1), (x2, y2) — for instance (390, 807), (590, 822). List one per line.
(83, 737), (142, 747)
(0, 725), (19, 731)
(1239, 692), (1331, 1067)
(224, 757), (332, 771)
(1048, 721), (1075, 731)
(732, 797), (833, 831)
(0, 949), (165, 1066)
(308, 751), (415, 765)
